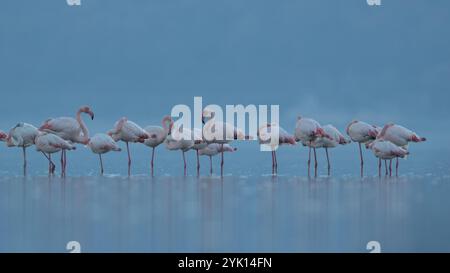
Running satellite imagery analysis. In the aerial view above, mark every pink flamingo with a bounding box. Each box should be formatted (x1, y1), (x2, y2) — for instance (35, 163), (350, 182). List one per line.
(87, 133), (121, 175)
(143, 116), (171, 176)
(164, 116), (195, 176)
(108, 117), (148, 176)
(376, 123), (426, 176)
(35, 132), (76, 175)
(39, 106), (94, 176)
(367, 139), (409, 177)
(294, 116), (330, 177)
(346, 120), (381, 177)
(198, 143), (237, 175)
(310, 125), (351, 176)
(258, 123), (296, 175)
(2, 123), (39, 175)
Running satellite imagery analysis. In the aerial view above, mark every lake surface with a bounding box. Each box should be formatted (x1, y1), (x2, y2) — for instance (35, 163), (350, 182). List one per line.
(0, 142), (449, 252)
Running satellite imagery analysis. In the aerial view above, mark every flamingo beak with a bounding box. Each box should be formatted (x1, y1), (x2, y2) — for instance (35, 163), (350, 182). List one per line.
(90, 111), (95, 120)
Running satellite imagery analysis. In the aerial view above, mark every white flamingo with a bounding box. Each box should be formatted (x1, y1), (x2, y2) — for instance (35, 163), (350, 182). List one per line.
(202, 107), (250, 176)
(367, 139), (409, 177)
(164, 116), (195, 176)
(143, 116), (171, 176)
(0, 123), (39, 175)
(198, 143), (237, 175)
(310, 125), (351, 176)
(108, 117), (148, 176)
(346, 120), (380, 177)
(191, 128), (208, 176)
(375, 123), (426, 176)
(258, 123), (296, 175)
(35, 132), (76, 175)
(87, 133), (121, 175)
(294, 116), (330, 177)
(40, 106), (94, 176)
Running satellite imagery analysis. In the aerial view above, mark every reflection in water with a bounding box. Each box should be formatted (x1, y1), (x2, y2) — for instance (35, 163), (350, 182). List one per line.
(1, 175), (450, 252)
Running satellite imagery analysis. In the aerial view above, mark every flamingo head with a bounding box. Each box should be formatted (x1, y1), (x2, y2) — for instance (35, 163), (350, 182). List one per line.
(0, 131), (7, 141)
(411, 135), (426, 142)
(80, 106), (94, 120)
(161, 115), (174, 134)
(315, 128), (332, 140)
(339, 135), (351, 145)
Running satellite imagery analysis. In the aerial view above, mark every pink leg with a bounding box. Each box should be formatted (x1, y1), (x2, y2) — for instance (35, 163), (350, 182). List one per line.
(182, 151), (187, 176)
(60, 151), (64, 177)
(274, 151), (278, 174)
(126, 142), (131, 176)
(22, 146), (27, 176)
(325, 148), (330, 176)
(220, 144), (224, 177)
(308, 145), (311, 177)
(396, 157), (399, 177)
(384, 160), (388, 176)
(271, 151), (275, 175)
(151, 147), (155, 176)
(359, 143), (364, 177)
(389, 159), (392, 177)
(313, 147), (318, 178)
(99, 154), (104, 175)
(378, 158), (381, 177)
(196, 150), (200, 177)
(50, 154), (55, 174)
(42, 152), (55, 175)
(209, 156), (213, 175)
(64, 149), (67, 175)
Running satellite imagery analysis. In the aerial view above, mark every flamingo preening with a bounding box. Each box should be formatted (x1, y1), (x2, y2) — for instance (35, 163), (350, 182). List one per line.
(0, 123), (39, 175)
(294, 116), (330, 177)
(346, 120), (381, 177)
(87, 133), (121, 175)
(35, 132), (76, 175)
(40, 106), (94, 176)
(143, 116), (171, 176)
(373, 123), (426, 176)
(258, 123), (296, 175)
(310, 125), (351, 176)
(198, 143), (237, 175)
(108, 117), (148, 176)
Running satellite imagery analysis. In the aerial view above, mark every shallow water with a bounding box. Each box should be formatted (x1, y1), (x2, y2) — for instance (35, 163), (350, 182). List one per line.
(1, 143), (450, 252)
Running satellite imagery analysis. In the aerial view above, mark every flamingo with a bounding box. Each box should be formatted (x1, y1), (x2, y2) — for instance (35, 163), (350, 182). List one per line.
(164, 117), (195, 176)
(143, 116), (171, 176)
(87, 133), (121, 175)
(39, 106), (94, 176)
(108, 117), (148, 176)
(202, 107), (250, 176)
(367, 139), (409, 177)
(198, 143), (237, 175)
(346, 120), (381, 177)
(258, 123), (296, 175)
(2, 123), (39, 175)
(375, 123), (426, 176)
(35, 132), (76, 175)
(191, 128), (208, 176)
(0, 131), (7, 141)
(294, 116), (330, 177)
(309, 125), (350, 176)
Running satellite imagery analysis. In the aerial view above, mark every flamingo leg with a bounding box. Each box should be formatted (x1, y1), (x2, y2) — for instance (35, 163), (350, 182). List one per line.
(389, 159), (392, 177)
(42, 152), (55, 175)
(182, 151), (187, 176)
(126, 142), (131, 176)
(151, 147), (155, 176)
(50, 154), (55, 174)
(220, 144), (224, 177)
(99, 154), (104, 175)
(308, 145), (311, 177)
(378, 158), (381, 177)
(325, 147), (330, 176)
(22, 146), (27, 176)
(396, 157), (399, 177)
(358, 143), (364, 177)
(271, 151), (275, 175)
(60, 151), (64, 177)
(209, 155), (213, 175)
(384, 160), (388, 176)
(274, 151), (278, 174)
(64, 149), (67, 176)
(196, 150), (200, 177)
(313, 147), (318, 178)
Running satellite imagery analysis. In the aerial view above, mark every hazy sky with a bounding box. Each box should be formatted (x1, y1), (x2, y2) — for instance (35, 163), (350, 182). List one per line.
(1, 0), (448, 139)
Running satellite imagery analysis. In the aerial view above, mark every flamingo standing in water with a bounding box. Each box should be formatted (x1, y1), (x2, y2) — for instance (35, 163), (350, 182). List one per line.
(258, 123), (296, 175)
(35, 132), (76, 175)
(40, 106), (94, 176)
(108, 117), (148, 176)
(198, 143), (237, 175)
(164, 116), (195, 176)
(87, 133), (121, 175)
(294, 116), (330, 177)
(143, 116), (171, 176)
(375, 123), (426, 176)
(202, 107), (250, 177)
(346, 120), (380, 177)
(1, 123), (39, 175)
(310, 125), (351, 176)
(367, 139), (409, 177)
(191, 128), (208, 176)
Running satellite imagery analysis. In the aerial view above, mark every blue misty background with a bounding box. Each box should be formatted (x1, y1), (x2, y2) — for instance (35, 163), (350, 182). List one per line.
(0, 0), (449, 176)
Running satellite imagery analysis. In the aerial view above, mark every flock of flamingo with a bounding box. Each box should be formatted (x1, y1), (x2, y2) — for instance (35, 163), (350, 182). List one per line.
(0, 106), (426, 178)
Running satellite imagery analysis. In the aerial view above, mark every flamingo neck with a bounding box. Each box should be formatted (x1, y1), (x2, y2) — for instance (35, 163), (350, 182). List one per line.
(76, 109), (89, 143)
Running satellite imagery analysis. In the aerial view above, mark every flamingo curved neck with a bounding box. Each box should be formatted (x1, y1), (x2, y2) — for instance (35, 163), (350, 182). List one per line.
(76, 109), (90, 143)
